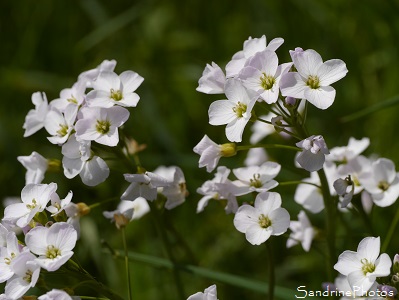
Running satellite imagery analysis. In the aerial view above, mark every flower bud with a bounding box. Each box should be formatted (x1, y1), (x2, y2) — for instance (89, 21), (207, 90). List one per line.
(220, 143), (237, 157)
(284, 96), (296, 107)
(377, 284), (398, 296)
(47, 158), (62, 173)
(76, 202), (91, 217)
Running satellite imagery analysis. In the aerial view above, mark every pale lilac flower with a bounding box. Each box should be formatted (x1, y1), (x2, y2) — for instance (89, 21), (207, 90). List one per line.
(3, 183), (57, 228)
(78, 59), (117, 88)
(121, 172), (170, 201)
(17, 151), (48, 184)
(187, 284), (218, 300)
(244, 148), (268, 166)
(296, 135), (329, 172)
(25, 222), (77, 271)
(334, 176), (355, 208)
(154, 166), (188, 210)
(62, 134), (109, 186)
(358, 158), (399, 207)
(327, 137), (370, 163)
(23, 92), (49, 137)
(4, 252), (40, 299)
(193, 135), (236, 172)
(286, 210), (315, 252)
(38, 289), (77, 300)
(0, 232), (26, 283)
(239, 50), (292, 104)
(196, 166), (237, 214)
(208, 79), (258, 142)
(75, 106), (129, 147)
(50, 80), (86, 113)
(334, 236), (391, 294)
(231, 162), (280, 195)
(233, 192), (290, 245)
(280, 49), (348, 109)
(196, 62), (226, 94)
(294, 173), (324, 214)
(226, 35), (284, 78)
(46, 191), (73, 216)
(86, 71), (143, 108)
(44, 105), (77, 145)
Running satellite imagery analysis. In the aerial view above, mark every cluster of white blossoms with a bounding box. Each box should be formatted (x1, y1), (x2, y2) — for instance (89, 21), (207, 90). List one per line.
(194, 35), (399, 297)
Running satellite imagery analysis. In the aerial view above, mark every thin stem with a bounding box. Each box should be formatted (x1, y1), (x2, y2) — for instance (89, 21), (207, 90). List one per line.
(275, 100), (291, 119)
(89, 197), (120, 210)
(350, 197), (374, 236)
(237, 144), (301, 152)
(259, 101), (282, 117)
(278, 181), (321, 189)
(122, 227), (133, 300)
(79, 297), (109, 300)
(266, 242), (275, 300)
(382, 203), (399, 252)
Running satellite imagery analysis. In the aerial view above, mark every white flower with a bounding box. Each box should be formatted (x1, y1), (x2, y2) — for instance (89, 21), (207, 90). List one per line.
(0, 232), (26, 283)
(121, 172), (170, 201)
(17, 151), (48, 184)
(193, 135), (236, 172)
(4, 252), (41, 299)
(244, 147), (268, 166)
(231, 162), (280, 195)
(327, 137), (370, 163)
(286, 210), (315, 252)
(38, 289), (76, 300)
(25, 222), (77, 271)
(78, 59), (117, 88)
(44, 105), (77, 145)
(3, 183), (57, 228)
(75, 106), (129, 147)
(23, 92), (49, 137)
(187, 284), (218, 300)
(334, 236), (391, 294)
(358, 158), (399, 207)
(50, 80), (86, 113)
(233, 192), (290, 245)
(239, 50), (292, 104)
(294, 173), (324, 213)
(46, 191), (73, 216)
(208, 79), (258, 142)
(62, 134), (109, 186)
(86, 71), (143, 108)
(280, 49), (348, 109)
(226, 35), (284, 78)
(296, 135), (329, 172)
(196, 62), (226, 94)
(103, 198), (150, 227)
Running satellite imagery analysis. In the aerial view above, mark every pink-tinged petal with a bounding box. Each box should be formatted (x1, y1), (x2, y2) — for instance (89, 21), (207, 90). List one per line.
(120, 70), (144, 93)
(334, 250), (362, 275)
(93, 71), (120, 91)
(208, 100), (236, 125)
(239, 66), (263, 91)
(233, 205), (259, 232)
(80, 156), (109, 186)
(5, 277), (31, 299)
(293, 49), (323, 78)
(347, 270), (374, 295)
(243, 35), (267, 57)
(47, 223), (77, 251)
(85, 90), (113, 108)
(196, 62), (226, 94)
(225, 58), (246, 78)
(36, 251), (74, 271)
(25, 226), (49, 255)
(373, 253), (392, 276)
(247, 50), (278, 76)
(245, 224), (271, 245)
(255, 192), (282, 213)
(3, 203), (29, 222)
(280, 72), (307, 99)
(107, 106), (130, 127)
(318, 59), (348, 86)
(119, 92), (140, 107)
(265, 37), (284, 52)
(304, 86), (336, 110)
(225, 117), (248, 142)
(297, 150), (326, 172)
(275, 62), (293, 80)
(269, 208), (290, 235)
(357, 237), (380, 263)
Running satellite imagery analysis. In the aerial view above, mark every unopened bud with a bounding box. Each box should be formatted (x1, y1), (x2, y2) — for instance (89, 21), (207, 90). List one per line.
(76, 202), (91, 217)
(284, 96), (296, 107)
(220, 143), (237, 157)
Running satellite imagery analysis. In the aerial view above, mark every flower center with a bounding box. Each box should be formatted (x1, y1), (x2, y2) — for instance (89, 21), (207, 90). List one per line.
(110, 89), (123, 101)
(249, 173), (262, 188)
(46, 245), (61, 259)
(258, 214), (272, 228)
(232, 102), (247, 118)
(67, 96), (78, 104)
(306, 75), (320, 89)
(96, 120), (111, 134)
(57, 124), (69, 137)
(361, 258), (376, 275)
(23, 269), (33, 283)
(378, 181), (390, 191)
(4, 252), (16, 265)
(26, 199), (37, 210)
(260, 73), (275, 90)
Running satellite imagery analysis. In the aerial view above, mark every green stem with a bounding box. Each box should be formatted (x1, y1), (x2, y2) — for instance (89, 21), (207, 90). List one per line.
(149, 202), (185, 300)
(317, 169), (336, 282)
(382, 203), (399, 252)
(279, 181), (321, 189)
(79, 297), (109, 300)
(236, 144), (301, 152)
(266, 242), (275, 300)
(122, 227), (133, 300)
(89, 197), (120, 210)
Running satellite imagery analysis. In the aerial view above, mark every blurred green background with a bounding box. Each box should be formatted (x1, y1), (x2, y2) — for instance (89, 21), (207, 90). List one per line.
(2, 0), (399, 299)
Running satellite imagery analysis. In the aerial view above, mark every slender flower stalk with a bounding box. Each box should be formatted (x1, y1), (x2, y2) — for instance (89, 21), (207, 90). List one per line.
(266, 241), (275, 300)
(121, 227), (133, 300)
